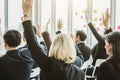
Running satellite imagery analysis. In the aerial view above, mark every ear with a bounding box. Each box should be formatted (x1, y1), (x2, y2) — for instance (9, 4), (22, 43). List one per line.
(110, 43), (113, 49)
(19, 41), (22, 45)
(78, 35), (81, 41)
(4, 41), (7, 48)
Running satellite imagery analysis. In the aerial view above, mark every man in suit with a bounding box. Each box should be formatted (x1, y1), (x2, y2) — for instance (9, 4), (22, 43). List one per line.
(75, 30), (91, 61)
(20, 25), (48, 80)
(0, 30), (33, 80)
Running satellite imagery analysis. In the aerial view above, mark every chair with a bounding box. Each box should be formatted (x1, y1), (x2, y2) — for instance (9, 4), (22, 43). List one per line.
(85, 59), (106, 80)
(30, 67), (40, 80)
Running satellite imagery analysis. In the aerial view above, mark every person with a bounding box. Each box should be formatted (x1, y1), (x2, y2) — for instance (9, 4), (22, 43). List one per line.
(20, 26), (43, 80)
(56, 19), (84, 67)
(75, 30), (91, 61)
(42, 18), (52, 52)
(97, 31), (120, 80)
(22, 0), (85, 80)
(0, 30), (33, 80)
(86, 9), (113, 66)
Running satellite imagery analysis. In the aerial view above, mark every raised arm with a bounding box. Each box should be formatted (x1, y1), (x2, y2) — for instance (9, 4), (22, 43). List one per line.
(56, 19), (63, 34)
(85, 10), (103, 42)
(22, 0), (49, 69)
(46, 18), (50, 32)
(103, 10), (110, 30)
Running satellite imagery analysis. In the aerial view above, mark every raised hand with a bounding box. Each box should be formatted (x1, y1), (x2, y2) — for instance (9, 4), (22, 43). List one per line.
(70, 33), (75, 42)
(46, 18), (50, 31)
(36, 24), (41, 38)
(85, 9), (91, 23)
(57, 19), (63, 30)
(22, 0), (33, 16)
(103, 10), (110, 30)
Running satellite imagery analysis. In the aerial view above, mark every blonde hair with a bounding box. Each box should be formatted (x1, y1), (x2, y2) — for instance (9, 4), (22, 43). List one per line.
(49, 33), (76, 64)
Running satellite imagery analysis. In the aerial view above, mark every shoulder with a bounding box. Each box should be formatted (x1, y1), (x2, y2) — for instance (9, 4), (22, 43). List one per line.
(67, 64), (85, 80)
(99, 60), (114, 73)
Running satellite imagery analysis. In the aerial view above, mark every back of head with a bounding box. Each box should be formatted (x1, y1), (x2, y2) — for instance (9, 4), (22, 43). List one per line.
(49, 33), (76, 64)
(76, 30), (87, 41)
(3, 30), (21, 47)
(105, 31), (120, 71)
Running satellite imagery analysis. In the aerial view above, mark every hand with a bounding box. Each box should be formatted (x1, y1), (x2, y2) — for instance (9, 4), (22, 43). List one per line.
(22, 0), (33, 16)
(57, 19), (63, 30)
(85, 9), (90, 23)
(46, 18), (50, 31)
(70, 33), (75, 42)
(103, 10), (110, 30)
(36, 24), (41, 38)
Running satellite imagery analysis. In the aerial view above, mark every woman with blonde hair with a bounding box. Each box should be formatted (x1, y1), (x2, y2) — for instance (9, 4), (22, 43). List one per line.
(21, 0), (84, 80)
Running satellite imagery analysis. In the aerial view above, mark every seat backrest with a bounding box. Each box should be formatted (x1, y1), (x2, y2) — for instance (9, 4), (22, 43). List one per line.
(30, 67), (40, 80)
(92, 59), (106, 76)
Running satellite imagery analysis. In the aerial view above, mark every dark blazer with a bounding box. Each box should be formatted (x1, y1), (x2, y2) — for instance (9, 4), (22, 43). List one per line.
(19, 45), (40, 80)
(22, 20), (85, 80)
(77, 43), (91, 61)
(0, 49), (33, 80)
(98, 57), (120, 80)
(42, 31), (52, 52)
(88, 23), (108, 65)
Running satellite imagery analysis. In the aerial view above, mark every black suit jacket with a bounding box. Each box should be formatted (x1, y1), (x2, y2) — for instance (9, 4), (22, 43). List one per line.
(88, 23), (108, 65)
(22, 20), (85, 80)
(77, 43), (91, 61)
(98, 57), (120, 80)
(0, 49), (33, 80)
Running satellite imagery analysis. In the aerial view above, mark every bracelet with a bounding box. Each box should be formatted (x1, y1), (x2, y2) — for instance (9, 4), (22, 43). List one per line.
(21, 15), (31, 21)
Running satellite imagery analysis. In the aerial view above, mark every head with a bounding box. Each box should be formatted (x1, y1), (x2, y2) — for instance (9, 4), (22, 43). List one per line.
(49, 33), (76, 64)
(75, 30), (87, 43)
(105, 31), (120, 68)
(3, 30), (21, 50)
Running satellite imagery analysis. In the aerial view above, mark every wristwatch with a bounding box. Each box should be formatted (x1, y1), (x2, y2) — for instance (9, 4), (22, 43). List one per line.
(21, 15), (31, 21)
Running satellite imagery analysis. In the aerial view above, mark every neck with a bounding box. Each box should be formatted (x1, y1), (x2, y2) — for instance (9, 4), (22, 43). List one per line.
(77, 41), (84, 44)
(6, 47), (18, 51)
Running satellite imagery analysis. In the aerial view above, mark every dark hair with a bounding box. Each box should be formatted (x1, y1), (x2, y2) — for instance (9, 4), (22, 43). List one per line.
(3, 30), (21, 47)
(104, 28), (113, 35)
(105, 31), (120, 71)
(76, 30), (87, 41)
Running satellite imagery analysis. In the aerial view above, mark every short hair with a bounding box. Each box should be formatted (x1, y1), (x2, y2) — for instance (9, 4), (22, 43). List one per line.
(76, 30), (87, 41)
(49, 34), (76, 64)
(105, 31), (120, 71)
(3, 30), (21, 47)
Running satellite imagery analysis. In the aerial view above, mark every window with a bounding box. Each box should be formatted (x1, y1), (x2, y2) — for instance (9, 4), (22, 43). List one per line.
(41, 0), (51, 32)
(8, 0), (22, 30)
(92, 0), (110, 47)
(72, 0), (87, 33)
(116, 0), (120, 31)
(0, 0), (4, 34)
(0, 0), (4, 44)
(56, 0), (68, 34)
